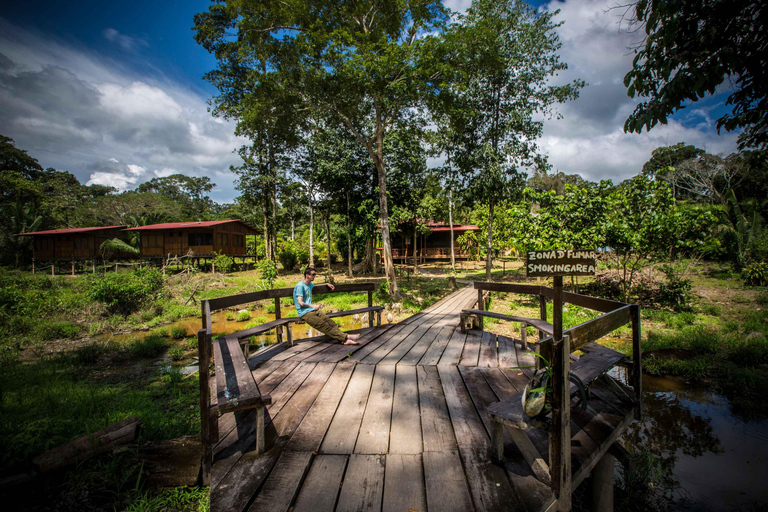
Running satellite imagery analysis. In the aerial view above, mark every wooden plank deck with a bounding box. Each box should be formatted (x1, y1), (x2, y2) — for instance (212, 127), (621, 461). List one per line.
(210, 285), (635, 512)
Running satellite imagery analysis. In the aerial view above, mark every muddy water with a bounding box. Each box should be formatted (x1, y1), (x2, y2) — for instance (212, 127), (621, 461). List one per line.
(104, 308), (379, 349)
(614, 367), (768, 511)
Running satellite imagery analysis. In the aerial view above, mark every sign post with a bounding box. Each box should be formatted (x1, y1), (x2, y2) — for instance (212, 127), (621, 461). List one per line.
(526, 249), (596, 510)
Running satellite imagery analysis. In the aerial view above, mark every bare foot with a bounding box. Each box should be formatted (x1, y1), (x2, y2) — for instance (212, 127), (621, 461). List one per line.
(343, 334), (361, 345)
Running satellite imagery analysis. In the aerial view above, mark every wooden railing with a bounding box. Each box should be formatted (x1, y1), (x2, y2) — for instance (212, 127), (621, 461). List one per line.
(472, 281), (642, 419)
(391, 247), (471, 258)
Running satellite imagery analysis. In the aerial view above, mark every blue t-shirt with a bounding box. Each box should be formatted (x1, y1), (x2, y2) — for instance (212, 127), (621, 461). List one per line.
(293, 280), (314, 317)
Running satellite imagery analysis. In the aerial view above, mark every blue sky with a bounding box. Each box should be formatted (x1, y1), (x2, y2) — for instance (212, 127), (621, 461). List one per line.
(0, 0), (739, 204)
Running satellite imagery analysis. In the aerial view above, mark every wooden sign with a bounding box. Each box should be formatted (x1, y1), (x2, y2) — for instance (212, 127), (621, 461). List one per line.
(526, 249), (596, 277)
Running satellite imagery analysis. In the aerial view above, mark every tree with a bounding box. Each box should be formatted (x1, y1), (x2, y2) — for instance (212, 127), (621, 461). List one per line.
(0, 135), (43, 179)
(442, 0), (584, 279)
(194, 0), (451, 298)
(137, 174), (216, 220)
(623, 0), (768, 150)
(605, 176), (675, 299)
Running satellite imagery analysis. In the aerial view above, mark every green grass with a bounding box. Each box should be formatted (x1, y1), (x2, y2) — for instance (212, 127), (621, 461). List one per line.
(0, 354), (199, 470)
(171, 326), (188, 339)
(124, 486), (209, 512)
(236, 310), (251, 322)
(126, 334), (168, 359)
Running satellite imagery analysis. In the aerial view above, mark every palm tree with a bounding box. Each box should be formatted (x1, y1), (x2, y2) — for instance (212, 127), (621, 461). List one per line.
(0, 202), (43, 267)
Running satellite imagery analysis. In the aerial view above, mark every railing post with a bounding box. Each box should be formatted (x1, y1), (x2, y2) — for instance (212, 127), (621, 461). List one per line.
(549, 276), (571, 510)
(198, 328), (211, 486)
(275, 297), (283, 344)
(368, 290), (374, 328)
(477, 287), (484, 330)
(631, 304), (643, 420)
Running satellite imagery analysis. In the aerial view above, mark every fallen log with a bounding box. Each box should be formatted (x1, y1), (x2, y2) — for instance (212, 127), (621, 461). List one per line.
(32, 416), (141, 472)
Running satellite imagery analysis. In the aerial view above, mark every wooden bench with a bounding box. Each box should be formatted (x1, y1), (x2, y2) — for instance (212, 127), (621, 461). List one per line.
(203, 283), (384, 357)
(197, 326), (272, 485)
(460, 308), (554, 350)
(197, 282), (384, 484)
(487, 343), (630, 484)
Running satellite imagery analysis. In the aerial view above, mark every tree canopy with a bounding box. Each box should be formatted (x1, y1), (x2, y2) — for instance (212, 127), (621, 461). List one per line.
(623, 0), (767, 150)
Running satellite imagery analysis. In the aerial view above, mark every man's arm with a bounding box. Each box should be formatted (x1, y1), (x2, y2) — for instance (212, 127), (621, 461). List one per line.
(296, 295), (320, 310)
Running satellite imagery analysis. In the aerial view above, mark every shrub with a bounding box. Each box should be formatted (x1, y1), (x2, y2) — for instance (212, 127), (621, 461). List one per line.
(35, 321), (82, 341)
(225, 311), (235, 321)
(658, 265), (693, 310)
(168, 346), (185, 361)
(127, 334), (167, 359)
(277, 241), (299, 271)
(296, 246), (310, 266)
(258, 259), (278, 289)
(728, 336), (768, 367)
(236, 311), (251, 322)
(743, 261), (768, 287)
(213, 252), (234, 274)
(90, 268), (163, 315)
(170, 327), (187, 339)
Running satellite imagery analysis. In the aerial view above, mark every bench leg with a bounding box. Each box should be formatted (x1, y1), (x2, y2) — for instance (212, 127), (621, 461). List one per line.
(242, 339), (250, 359)
(255, 406), (266, 454)
(376, 310), (381, 327)
(521, 322), (528, 351)
(286, 324), (293, 346)
(493, 420), (504, 462)
(509, 427), (551, 485)
(459, 313), (467, 333)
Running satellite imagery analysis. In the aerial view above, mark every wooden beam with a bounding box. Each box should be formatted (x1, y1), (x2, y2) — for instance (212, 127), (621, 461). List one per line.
(631, 304), (642, 420)
(549, 276), (572, 509)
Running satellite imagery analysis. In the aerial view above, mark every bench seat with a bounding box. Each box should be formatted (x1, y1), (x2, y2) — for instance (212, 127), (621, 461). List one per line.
(211, 336), (271, 454)
(486, 343), (629, 486)
(487, 343), (627, 429)
(221, 317), (298, 356)
(460, 308), (554, 350)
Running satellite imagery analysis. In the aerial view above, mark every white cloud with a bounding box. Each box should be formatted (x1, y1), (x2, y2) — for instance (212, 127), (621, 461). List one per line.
(536, 0), (738, 182)
(0, 18), (248, 203)
(102, 28), (147, 51)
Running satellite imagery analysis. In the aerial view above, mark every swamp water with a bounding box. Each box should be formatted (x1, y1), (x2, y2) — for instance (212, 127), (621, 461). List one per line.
(104, 308), (379, 351)
(614, 367), (768, 511)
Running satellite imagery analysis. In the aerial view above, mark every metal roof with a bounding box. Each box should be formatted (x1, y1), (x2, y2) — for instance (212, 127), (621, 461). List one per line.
(17, 225), (127, 236)
(429, 225), (480, 232)
(124, 220), (258, 231)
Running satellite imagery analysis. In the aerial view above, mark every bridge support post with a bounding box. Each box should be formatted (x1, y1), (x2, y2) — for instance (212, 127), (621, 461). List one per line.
(591, 452), (614, 512)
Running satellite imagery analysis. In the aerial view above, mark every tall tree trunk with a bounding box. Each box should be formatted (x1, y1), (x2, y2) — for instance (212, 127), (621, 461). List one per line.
(347, 191), (353, 278)
(413, 229), (418, 275)
(486, 199), (494, 280)
(448, 188), (455, 271)
(262, 193), (269, 262)
(371, 133), (399, 298)
(270, 162), (278, 261)
(308, 196), (315, 269)
(324, 213), (334, 283)
(362, 238), (374, 274)
(291, 217), (295, 241)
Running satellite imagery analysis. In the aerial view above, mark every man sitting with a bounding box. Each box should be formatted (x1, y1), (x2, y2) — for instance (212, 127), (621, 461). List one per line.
(293, 267), (361, 345)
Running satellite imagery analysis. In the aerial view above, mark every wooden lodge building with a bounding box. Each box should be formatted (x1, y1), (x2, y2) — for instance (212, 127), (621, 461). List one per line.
(124, 220), (258, 260)
(19, 226), (131, 271)
(389, 220), (481, 262)
(19, 220), (258, 274)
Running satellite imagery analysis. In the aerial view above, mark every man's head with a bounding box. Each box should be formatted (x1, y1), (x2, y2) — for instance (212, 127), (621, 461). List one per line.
(304, 267), (317, 281)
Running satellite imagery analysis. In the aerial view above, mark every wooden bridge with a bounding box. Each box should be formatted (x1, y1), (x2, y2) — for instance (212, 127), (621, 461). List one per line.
(205, 284), (639, 512)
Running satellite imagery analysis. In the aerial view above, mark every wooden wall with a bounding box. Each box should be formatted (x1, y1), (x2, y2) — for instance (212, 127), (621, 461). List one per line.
(32, 228), (130, 260)
(140, 223), (253, 258)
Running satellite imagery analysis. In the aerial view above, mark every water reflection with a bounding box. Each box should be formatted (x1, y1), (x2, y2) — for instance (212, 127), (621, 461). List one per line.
(100, 308), (376, 350)
(614, 367), (768, 511)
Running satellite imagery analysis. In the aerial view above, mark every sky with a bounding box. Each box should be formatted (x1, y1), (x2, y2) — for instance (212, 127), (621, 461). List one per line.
(0, 0), (740, 204)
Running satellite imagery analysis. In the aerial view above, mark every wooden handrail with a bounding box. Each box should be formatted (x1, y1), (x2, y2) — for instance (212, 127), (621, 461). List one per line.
(473, 281), (626, 313)
(204, 282), (375, 312)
